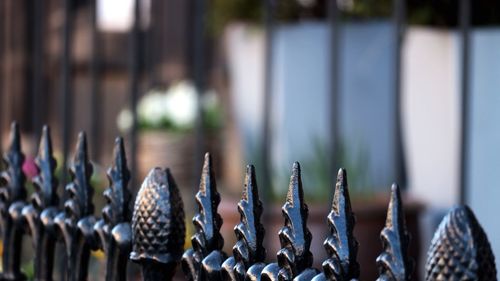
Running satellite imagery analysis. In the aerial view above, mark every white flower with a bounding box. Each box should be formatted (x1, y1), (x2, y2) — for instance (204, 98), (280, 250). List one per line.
(137, 91), (168, 126)
(117, 108), (133, 133)
(165, 81), (198, 128)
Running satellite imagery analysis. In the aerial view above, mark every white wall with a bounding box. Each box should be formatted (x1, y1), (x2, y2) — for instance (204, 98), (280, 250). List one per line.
(467, 28), (500, 271)
(403, 27), (461, 208)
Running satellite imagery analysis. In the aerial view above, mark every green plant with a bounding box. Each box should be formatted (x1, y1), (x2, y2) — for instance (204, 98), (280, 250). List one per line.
(271, 137), (372, 203)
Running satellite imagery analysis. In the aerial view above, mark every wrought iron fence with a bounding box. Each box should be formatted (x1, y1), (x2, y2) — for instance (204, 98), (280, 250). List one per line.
(0, 122), (495, 281)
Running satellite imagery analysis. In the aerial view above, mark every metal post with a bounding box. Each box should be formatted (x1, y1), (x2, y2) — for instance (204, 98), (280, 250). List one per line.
(459, 0), (471, 205)
(32, 0), (44, 143)
(192, 0), (205, 184)
(60, 0), (73, 184)
(90, 0), (101, 160)
(129, 0), (140, 188)
(329, 0), (340, 189)
(261, 0), (274, 202)
(0, 0), (5, 156)
(393, 0), (407, 187)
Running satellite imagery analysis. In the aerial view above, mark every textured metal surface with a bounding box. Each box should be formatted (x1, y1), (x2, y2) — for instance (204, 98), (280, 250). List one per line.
(182, 153), (226, 280)
(54, 132), (96, 281)
(425, 205), (496, 281)
(0, 123), (498, 281)
(222, 165), (266, 281)
(95, 137), (132, 281)
(376, 184), (413, 281)
(131, 167), (185, 280)
(312, 168), (359, 281)
(22, 126), (59, 281)
(261, 162), (317, 281)
(0, 122), (27, 281)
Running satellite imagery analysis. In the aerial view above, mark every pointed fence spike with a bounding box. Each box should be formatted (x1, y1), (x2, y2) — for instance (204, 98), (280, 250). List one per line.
(0, 121), (27, 280)
(131, 168), (186, 281)
(66, 131), (94, 219)
(193, 152), (223, 252)
(104, 137), (131, 226)
(376, 184), (413, 281)
(425, 205), (496, 280)
(261, 161), (315, 281)
(222, 165), (266, 281)
(94, 136), (132, 281)
(182, 153), (225, 280)
(23, 125), (59, 281)
(1, 121), (26, 202)
(319, 168), (359, 280)
(32, 125), (58, 209)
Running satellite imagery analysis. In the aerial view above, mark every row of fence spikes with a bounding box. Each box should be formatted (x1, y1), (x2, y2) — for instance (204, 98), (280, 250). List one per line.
(0, 121), (497, 280)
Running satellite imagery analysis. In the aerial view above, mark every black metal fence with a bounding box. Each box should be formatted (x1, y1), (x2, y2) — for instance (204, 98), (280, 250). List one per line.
(0, 0), (476, 205)
(0, 122), (495, 281)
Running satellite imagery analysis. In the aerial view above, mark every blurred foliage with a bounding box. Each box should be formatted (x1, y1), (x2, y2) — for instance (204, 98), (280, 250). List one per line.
(21, 260), (34, 280)
(208, 0), (500, 34)
(271, 137), (372, 204)
(209, 0), (263, 35)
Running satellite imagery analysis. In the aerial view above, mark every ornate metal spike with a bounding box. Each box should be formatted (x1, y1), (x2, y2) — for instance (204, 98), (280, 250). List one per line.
(130, 168), (186, 281)
(65, 132), (94, 220)
(222, 165), (266, 281)
(182, 153), (226, 280)
(94, 137), (132, 281)
(54, 132), (96, 281)
(425, 205), (496, 281)
(21, 125), (60, 281)
(31, 125), (59, 210)
(0, 122), (27, 281)
(261, 162), (316, 281)
(313, 168), (359, 281)
(0, 122), (27, 205)
(376, 184), (413, 281)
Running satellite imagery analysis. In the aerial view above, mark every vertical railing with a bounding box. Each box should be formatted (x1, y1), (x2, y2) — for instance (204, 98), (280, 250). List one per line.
(128, 0), (141, 189)
(31, 0), (44, 143)
(60, 0), (73, 184)
(393, 0), (407, 188)
(192, 0), (207, 185)
(261, 0), (275, 203)
(459, 0), (471, 205)
(329, 0), (341, 188)
(89, 0), (101, 160)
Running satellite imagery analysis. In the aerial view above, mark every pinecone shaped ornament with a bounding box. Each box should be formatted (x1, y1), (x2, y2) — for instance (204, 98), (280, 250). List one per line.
(425, 206), (496, 281)
(131, 168), (185, 270)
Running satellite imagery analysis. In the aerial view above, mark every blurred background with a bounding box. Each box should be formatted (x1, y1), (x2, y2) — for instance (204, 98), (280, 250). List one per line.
(1, 0), (500, 279)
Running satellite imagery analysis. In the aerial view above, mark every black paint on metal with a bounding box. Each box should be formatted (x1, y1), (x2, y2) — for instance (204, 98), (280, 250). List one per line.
(329, 0), (341, 189)
(192, 0), (206, 189)
(425, 205), (496, 280)
(89, 0), (101, 160)
(393, 0), (407, 188)
(32, 0), (44, 143)
(60, 0), (73, 185)
(261, 0), (274, 203)
(459, 0), (471, 205)
(129, 0), (141, 189)
(376, 184), (413, 281)
(0, 123), (496, 281)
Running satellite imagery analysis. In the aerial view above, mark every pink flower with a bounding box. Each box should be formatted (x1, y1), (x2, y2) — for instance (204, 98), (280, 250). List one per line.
(23, 156), (39, 179)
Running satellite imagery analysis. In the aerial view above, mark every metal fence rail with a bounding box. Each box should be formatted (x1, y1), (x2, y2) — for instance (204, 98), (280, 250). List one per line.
(0, 122), (495, 281)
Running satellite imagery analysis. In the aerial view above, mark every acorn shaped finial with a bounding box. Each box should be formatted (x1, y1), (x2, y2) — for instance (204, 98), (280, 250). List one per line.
(131, 168), (185, 280)
(425, 205), (496, 280)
